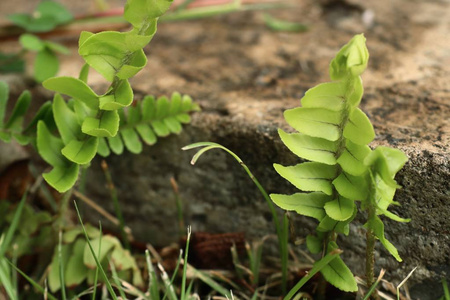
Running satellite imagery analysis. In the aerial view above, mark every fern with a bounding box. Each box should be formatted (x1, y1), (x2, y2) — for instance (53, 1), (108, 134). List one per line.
(271, 34), (408, 292)
(98, 92), (200, 156)
(18, 0), (178, 193)
(0, 81), (198, 192)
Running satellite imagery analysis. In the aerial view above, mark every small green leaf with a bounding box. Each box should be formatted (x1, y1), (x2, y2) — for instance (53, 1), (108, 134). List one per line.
(270, 192), (328, 221)
(176, 113), (191, 123)
(65, 238), (89, 287)
(301, 81), (346, 111)
(36, 0), (73, 25)
(151, 120), (170, 137)
(99, 80), (133, 110)
(115, 50), (147, 80)
(4, 90), (31, 131)
(182, 94), (197, 111)
(82, 110), (120, 137)
(284, 107), (341, 141)
(365, 146), (408, 180)
(274, 162), (337, 195)
(97, 137), (111, 157)
(34, 49), (59, 82)
(79, 31), (94, 47)
(141, 95), (156, 120)
(135, 124), (156, 145)
(19, 34), (44, 51)
(23, 101), (54, 134)
(169, 92), (182, 114)
(43, 164), (79, 193)
(348, 76), (364, 107)
(111, 247), (134, 271)
(48, 243), (72, 292)
(330, 33), (369, 80)
(377, 208), (410, 223)
(278, 129), (337, 165)
(78, 63), (90, 83)
(125, 30), (154, 52)
(61, 137), (99, 165)
(83, 236), (117, 269)
(43, 77), (99, 110)
(365, 216), (402, 261)
(164, 117), (182, 133)
(324, 197), (355, 221)
(306, 234), (322, 254)
(343, 108), (375, 145)
(127, 105), (141, 126)
(37, 121), (66, 167)
(156, 96), (170, 119)
(337, 140), (371, 176)
(53, 94), (82, 144)
(79, 31), (145, 81)
(121, 128), (142, 154)
(332, 172), (368, 200)
(124, 0), (173, 28)
(107, 135), (124, 155)
(321, 242), (357, 292)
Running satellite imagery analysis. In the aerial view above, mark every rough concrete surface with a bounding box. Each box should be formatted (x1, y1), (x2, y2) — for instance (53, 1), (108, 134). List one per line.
(0, 0), (449, 298)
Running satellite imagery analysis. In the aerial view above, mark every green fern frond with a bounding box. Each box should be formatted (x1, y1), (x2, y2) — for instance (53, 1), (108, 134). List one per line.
(0, 81), (54, 146)
(98, 92), (200, 156)
(271, 34), (408, 292)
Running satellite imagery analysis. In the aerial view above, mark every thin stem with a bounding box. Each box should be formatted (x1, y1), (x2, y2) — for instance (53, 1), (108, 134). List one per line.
(366, 172), (380, 300)
(170, 177), (185, 238)
(101, 160), (130, 250)
(58, 189), (73, 228)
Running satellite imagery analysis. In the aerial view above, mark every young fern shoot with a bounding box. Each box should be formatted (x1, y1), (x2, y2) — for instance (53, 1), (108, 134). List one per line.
(271, 34), (409, 293)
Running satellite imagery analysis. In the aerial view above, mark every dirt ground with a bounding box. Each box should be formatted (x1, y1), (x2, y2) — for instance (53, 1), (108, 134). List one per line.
(0, 0), (449, 298)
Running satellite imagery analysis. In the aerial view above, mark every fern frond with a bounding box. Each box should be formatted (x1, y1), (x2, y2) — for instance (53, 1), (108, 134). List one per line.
(97, 92), (200, 156)
(272, 34), (408, 292)
(0, 81), (54, 146)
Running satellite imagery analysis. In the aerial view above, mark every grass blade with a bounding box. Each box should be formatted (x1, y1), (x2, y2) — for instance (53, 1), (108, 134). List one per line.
(58, 230), (67, 300)
(0, 259), (16, 300)
(159, 263), (178, 300)
(110, 261), (127, 299)
(92, 223), (103, 300)
(7, 259), (58, 300)
(284, 249), (342, 300)
(146, 249), (160, 299)
(183, 142), (287, 292)
(163, 250), (182, 300)
(180, 226), (192, 300)
(0, 193), (27, 258)
(187, 264), (232, 298)
(73, 201), (118, 300)
(443, 278), (449, 300)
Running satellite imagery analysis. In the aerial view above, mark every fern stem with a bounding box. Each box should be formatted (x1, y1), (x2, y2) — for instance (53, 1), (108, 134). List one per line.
(365, 215), (379, 299)
(366, 172), (380, 300)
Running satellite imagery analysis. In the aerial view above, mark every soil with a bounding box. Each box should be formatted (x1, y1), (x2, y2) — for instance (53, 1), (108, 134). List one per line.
(0, 0), (449, 299)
